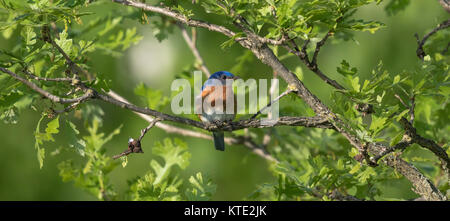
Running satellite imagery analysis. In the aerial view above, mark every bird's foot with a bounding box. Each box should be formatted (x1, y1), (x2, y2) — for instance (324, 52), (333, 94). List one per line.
(211, 119), (222, 127)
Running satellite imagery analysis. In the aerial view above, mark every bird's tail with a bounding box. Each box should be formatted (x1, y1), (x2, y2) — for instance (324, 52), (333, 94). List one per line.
(212, 132), (225, 151)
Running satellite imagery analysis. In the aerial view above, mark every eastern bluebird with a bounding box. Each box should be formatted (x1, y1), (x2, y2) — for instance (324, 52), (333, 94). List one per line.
(196, 71), (239, 151)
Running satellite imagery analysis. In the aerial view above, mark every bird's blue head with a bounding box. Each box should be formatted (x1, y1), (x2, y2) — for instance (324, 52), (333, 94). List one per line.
(208, 71), (237, 80)
(202, 71), (239, 89)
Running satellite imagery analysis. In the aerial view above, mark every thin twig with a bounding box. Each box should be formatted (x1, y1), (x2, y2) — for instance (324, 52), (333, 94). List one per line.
(0, 67), (94, 104)
(52, 99), (87, 114)
(113, 0), (237, 38)
(398, 118), (450, 175)
(300, 39), (310, 61)
(372, 138), (413, 162)
(311, 31), (332, 66)
(394, 94), (409, 108)
(22, 69), (73, 82)
(178, 24), (211, 77)
(369, 142), (446, 201)
(286, 38), (345, 90)
(410, 94), (415, 124)
(261, 72), (279, 148)
(138, 118), (161, 141)
(442, 42), (450, 54)
(415, 19), (450, 60)
(250, 89), (295, 119)
(112, 118), (160, 159)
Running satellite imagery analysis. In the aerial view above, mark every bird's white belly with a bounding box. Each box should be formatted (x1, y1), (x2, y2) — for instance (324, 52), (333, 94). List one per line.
(200, 107), (235, 123)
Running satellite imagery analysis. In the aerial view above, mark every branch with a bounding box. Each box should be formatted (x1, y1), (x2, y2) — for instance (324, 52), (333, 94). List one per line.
(0, 67), (94, 104)
(285, 38), (345, 90)
(394, 94), (409, 109)
(328, 189), (363, 201)
(107, 90), (278, 162)
(410, 94), (415, 124)
(415, 19), (450, 60)
(178, 24), (211, 77)
(225, 135), (278, 162)
(112, 118), (160, 159)
(51, 98), (89, 114)
(261, 73), (279, 148)
(215, 5), (446, 199)
(112, 0), (253, 47)
(107, 91), (212, 139)
(4, 65), (331, 134)
(95, 92), (207, 129)
(311, 31), (332, 66)
(384, 93), (446, 173)
(250, 88), (295, 120)
(98, 92), (332, 132)
(259, 35), (289, 45)
(372, 139), (413, 163)
(22, 69), (73, 82)
(138, 118), (162, 141)
(369, 143), (446, 201)
(399, 118), (450, 174)
(309, 16), (344, 68)
(440, 0), (450, 13)
(442, 42), (450, 55)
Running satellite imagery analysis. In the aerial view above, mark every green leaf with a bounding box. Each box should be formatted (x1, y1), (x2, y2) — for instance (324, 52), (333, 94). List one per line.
(121, 156), (128, 168)
(98, 17), (122, 37)
(369, 115), (388, 135)
(337, 60), (358, 76)
(84, 117), (122, 152)
(151, 138), (191, 185)
(393, 75), (401, 84)
(185, 172), (217, 201)
(350, 76), (361, 92)
(58, 160), (77, 182)
(390, 131), (404, 146)
(356, 167), (376, 183)
(97, 27), (143, 56)
(127, 139), (192, 201)
(395, 109), (409, 121)
(294, 66), (303, 81)
(45, 116), (60, 138)
(55, 30), (73, 56)
(21, 26), (36, 47)
(66, 120), (86, 156)
(342, 19), (385, 34)
(385, 0), (410, 16)
(220, 33), (244, 49)
(134, 82), (170, 110)
(150, 18), (173, 42)
(349, 163), (361, 174)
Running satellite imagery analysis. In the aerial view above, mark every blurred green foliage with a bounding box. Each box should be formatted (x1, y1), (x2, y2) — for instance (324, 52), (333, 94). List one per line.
(0, 0), (448, 200)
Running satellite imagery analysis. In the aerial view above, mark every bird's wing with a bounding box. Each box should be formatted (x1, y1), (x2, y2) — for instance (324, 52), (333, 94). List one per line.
(201, 85), (215, 98)
(201, 86), (217, 107)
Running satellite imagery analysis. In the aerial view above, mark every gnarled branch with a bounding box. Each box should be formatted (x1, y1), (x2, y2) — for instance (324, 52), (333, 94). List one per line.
(415, 19), (450, 60)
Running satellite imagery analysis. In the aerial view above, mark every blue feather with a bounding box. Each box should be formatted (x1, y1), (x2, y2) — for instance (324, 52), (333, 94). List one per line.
(202, 71), (235, 90)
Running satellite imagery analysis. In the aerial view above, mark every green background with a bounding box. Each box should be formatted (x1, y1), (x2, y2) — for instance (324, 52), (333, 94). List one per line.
(0, 0), (447, 200)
